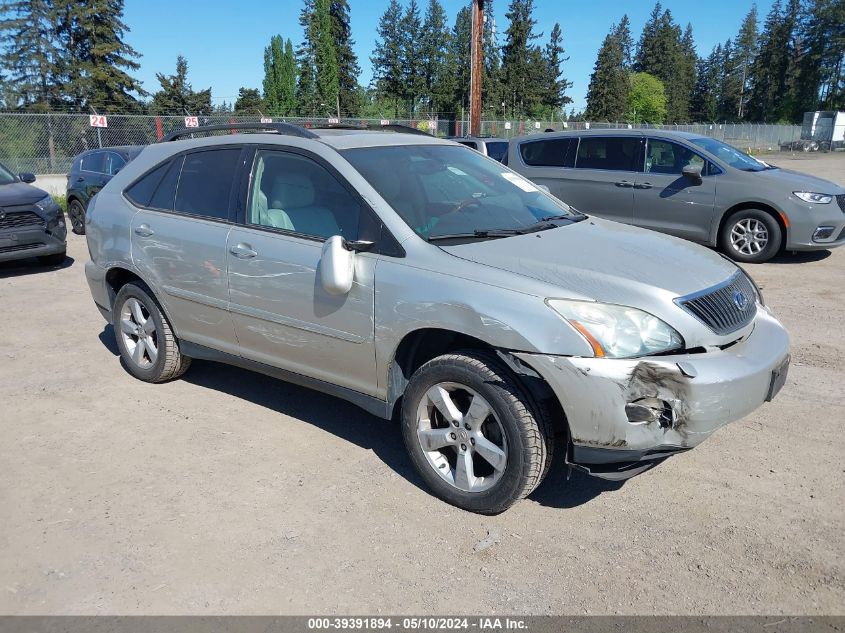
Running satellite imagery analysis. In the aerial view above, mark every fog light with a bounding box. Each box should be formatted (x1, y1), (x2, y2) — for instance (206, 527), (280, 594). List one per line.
(625, 398), (675, 429)
(813, 226), (835, 241)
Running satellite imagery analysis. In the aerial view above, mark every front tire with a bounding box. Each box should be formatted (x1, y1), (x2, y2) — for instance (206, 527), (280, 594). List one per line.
(68, 199), (86, 235)
(113, 282), (191, 383)
(401, 351), (554, 514)
(720, 209), (781, 264)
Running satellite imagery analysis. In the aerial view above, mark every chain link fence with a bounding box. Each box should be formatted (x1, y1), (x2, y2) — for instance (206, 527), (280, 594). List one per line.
(0, 112), (809, 175)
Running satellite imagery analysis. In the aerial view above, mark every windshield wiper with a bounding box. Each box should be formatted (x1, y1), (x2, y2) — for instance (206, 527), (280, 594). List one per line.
(428, 228), (526, 242)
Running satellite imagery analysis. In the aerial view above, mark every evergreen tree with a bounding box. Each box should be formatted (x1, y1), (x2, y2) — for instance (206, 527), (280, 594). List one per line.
(371, 0), (404, 113)
(718, 39), (742, 120)
(313, 0), (339, 115)
(296, 0), (318, 116)
(234, 87), (264, 115)
(330, 0), (361, 116)
(635, 4), (690, 121)
(263, 35), (285, 114)
(690, 44), (722, 121)
(280, 39), (297, 116)
(747, 0), (800, 121)
(541, 23), (572, 115)
(400, 0), (424, 112)
(0, 0), (62, 110)
(419, 0), (452, 114)
(796, 0), (845, 113)
(734, 5), (758, 119)
(617, 14), (634, 69)
(150, 55), (212, 115)
(448, 5), (472, 117)
(53, 0), (144, 113)
(585, 20), (629, 121)
(500, 0), (543, 118)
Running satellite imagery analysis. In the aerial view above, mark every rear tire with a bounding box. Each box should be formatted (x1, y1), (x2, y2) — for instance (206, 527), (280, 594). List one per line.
(68, 199), (86, 235)
(401, 350), (554, 514)
(113, 282), (191, 383)
(720, 209), (781, 264)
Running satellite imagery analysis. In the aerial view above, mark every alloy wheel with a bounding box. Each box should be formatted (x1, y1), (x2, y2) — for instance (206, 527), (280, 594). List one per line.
(730, 218), (769, 256)
(119, 297), (158, 369)
(416, 382), (508, 493)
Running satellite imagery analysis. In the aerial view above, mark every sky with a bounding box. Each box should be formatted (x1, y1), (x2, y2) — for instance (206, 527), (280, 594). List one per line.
(123, 0), (775, 114)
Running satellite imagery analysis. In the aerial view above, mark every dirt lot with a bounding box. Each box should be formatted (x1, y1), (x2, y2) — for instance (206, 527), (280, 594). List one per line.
(1, 153), (843, 615)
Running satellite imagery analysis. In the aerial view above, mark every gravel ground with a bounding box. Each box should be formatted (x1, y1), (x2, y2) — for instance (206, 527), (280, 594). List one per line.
(1, 153), (843, 615)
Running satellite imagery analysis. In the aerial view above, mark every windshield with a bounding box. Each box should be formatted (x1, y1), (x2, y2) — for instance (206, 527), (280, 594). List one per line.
(689, 137), (767, 171)
(342, 144), (577, 240)
(0, 162), (17, 185)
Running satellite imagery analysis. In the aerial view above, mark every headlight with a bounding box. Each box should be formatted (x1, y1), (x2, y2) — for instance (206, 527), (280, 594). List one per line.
(34, 194), (57, 212)
(793, 191), (832, 204)
(547, 299), (684, 358)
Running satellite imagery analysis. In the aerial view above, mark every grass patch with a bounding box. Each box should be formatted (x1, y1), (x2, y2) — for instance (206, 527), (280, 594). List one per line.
(53, 194), (67, 213)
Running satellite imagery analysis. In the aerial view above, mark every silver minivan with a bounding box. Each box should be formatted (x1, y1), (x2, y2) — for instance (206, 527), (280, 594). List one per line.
(84, 123), (790, 513)
(509, 130), (845, 263)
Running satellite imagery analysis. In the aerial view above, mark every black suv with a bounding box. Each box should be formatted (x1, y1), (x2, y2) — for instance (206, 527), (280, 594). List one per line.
(66, 145), (142, 234)
(0, 161), (66, 266)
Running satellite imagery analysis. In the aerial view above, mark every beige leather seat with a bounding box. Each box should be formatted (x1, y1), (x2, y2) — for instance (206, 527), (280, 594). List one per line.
(269, 173), (340, 237)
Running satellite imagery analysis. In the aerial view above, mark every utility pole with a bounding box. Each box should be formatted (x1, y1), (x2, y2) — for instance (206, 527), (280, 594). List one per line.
(469, 0), (484, 137)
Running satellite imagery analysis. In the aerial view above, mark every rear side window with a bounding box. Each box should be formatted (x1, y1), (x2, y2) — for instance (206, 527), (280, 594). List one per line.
(103, 152), (127, 176)
(174, 149), (240, 220)
(575, 137), (640, 171)
(519, 138), (577, 167)
(485, 142), (508, 162)
(149, 158), (182, 211)
(457, 141), (478, 150)
(81, 152), (104, 173)
(125, 161), (170, 208)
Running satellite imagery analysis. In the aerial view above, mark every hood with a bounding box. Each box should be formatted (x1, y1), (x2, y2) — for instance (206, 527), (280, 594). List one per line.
(441, 217), (739, 304)
(754, 167), (845, 193)
(0, 181), (49, 206)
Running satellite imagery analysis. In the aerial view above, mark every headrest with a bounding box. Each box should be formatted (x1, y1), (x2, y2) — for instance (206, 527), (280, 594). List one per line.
(269, 173), (315, 209)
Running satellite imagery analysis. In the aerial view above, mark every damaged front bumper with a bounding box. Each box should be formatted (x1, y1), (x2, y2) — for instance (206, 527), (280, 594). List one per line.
(515, 308), (790, 480)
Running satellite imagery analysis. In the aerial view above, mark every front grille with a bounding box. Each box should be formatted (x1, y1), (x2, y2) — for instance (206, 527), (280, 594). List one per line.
(836, 194), (845, 213)
(0, 242), (44, 254)
(0, 210), (44, 231)
(675, 271), (758, 336)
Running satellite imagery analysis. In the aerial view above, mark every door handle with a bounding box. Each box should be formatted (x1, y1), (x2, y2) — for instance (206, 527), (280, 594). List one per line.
(134, 224), (154, 237)
(634, 182), (653, 189)
(76, 177), (85, 182)
(229, 243), (257, 259)
(615, 180), (634, 188)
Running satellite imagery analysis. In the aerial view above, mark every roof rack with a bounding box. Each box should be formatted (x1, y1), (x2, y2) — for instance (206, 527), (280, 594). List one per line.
(160, 122), (318, 142)
(310, 122), (433, 137)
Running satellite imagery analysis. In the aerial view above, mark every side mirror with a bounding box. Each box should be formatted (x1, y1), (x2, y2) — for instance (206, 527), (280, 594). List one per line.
(682, 164), (703, 184)
(19, 172), (36, 183)
(320, 235), (355, 295)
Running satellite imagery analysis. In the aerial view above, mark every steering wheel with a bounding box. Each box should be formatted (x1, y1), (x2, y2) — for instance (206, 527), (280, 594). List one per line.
(442, 197), (482, 218)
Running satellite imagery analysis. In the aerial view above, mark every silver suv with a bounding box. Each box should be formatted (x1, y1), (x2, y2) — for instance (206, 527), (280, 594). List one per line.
(509, 130), (845, 263)
(84, 123), (790, 513)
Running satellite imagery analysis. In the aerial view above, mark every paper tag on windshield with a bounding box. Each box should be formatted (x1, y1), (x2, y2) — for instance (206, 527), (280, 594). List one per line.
(501, 172), (538, 192)
(448, 166), (468, 176)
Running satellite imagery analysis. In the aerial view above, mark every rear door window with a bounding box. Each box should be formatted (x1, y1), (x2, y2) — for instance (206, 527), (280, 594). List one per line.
(81, 152), (104, 173)
(149, 158), (183, 211)
(485, 142), (508, 162)
(575, 137), (640, 171)
(457, 141), (478, 150)
(519, 138), (577, 167)
(173, 149), (240, 220)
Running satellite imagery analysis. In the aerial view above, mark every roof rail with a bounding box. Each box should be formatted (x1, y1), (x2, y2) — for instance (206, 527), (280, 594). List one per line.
(310, 122), (434, 137)
(160, 122), (318, 142)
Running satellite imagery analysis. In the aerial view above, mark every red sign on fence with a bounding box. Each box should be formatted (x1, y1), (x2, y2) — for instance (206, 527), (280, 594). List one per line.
(89, 115), (108, 128)
(184, 116), (199, 128)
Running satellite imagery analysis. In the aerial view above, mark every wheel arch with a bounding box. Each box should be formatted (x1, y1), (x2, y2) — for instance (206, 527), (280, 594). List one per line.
(716, 202), (788, 252)
(104, 266), (180, 337)
(386, 327), (568, 440)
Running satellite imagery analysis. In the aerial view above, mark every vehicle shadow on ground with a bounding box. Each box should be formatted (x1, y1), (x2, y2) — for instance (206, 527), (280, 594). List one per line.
(98, 324), (621, 510)
(0, 255), (74, 279)
(766, 250), (831, 264)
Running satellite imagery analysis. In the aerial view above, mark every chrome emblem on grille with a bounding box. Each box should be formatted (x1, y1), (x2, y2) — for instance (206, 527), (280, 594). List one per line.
(733, 290), (749, 311)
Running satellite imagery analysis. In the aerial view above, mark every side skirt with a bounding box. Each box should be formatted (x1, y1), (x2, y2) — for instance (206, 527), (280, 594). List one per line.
(179, 341), (392, 420)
